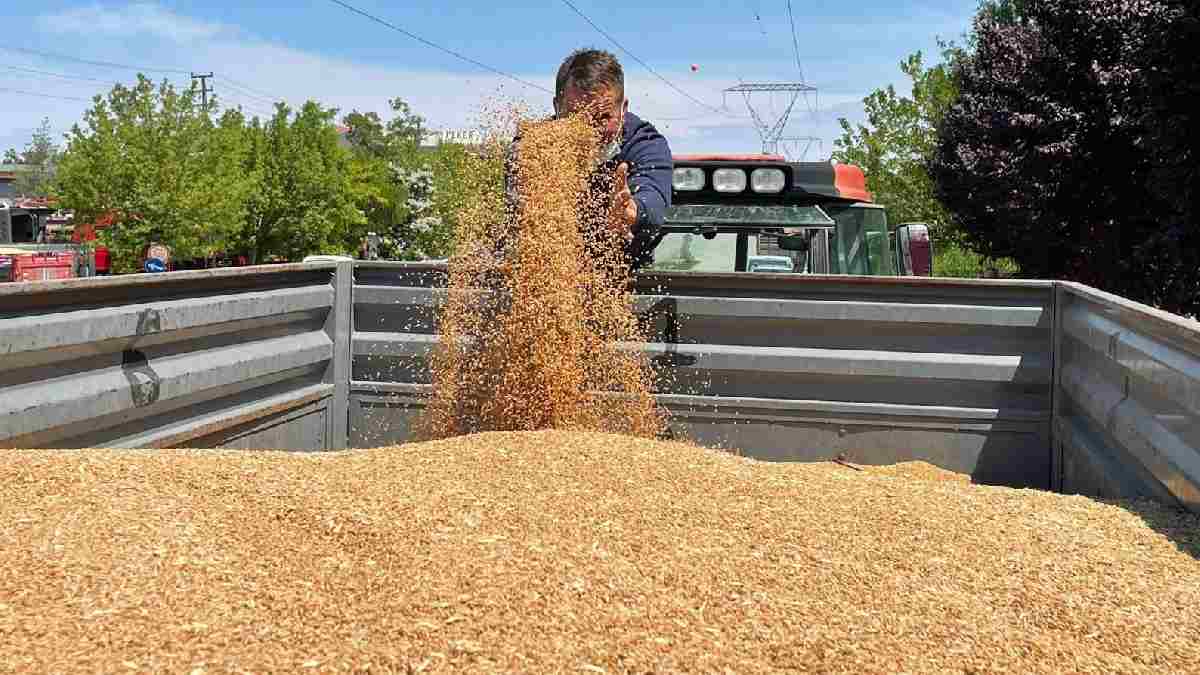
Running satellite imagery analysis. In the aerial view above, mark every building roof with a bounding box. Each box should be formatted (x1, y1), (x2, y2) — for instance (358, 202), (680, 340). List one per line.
(0, 196), (58, 211)
(0, 164), (33, 184)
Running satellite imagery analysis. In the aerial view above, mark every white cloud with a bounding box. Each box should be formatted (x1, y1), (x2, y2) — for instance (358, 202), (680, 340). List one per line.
(39, 3), (227, 43)
(8, 2), (882, 159)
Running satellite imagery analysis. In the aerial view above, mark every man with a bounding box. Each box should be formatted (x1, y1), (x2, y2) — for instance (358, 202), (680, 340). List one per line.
(506, 48), (673, 271)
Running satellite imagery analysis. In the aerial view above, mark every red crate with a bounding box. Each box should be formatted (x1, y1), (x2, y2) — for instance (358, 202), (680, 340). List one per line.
(94, 246), (111, 274)
(13, 252), (76, 282)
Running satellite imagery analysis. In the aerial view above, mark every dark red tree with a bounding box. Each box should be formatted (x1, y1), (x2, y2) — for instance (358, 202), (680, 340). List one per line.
(931, 0), (1199, 314)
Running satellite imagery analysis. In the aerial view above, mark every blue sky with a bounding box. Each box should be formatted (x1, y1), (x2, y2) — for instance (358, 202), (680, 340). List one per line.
(1, 1), (978, 159)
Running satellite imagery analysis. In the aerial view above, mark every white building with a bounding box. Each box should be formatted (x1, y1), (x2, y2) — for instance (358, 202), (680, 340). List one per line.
(419, 128), (484, 149)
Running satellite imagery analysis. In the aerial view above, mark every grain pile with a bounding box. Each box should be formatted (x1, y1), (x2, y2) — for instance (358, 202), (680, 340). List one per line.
(861, 460), (973, 483)
(420, 113), (663, 440)
(4, 431), (1199, 673)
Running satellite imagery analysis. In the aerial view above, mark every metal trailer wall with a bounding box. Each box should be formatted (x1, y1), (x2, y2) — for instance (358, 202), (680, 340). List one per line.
(350, 263), (1056, 489)
(1054, 282), (1200, 512)
(2, 261), (1200, 511)
(0, 262), (351, 451)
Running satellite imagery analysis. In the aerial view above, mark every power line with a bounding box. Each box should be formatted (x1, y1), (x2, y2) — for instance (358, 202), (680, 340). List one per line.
(216, 76), (279, 106)
(2, 64), (269, 117)
(785, 0), (806, 82)
(325, 0), (552, 94)
(0, 45), (285, 114)
(0, 65), (115, 85)
(0, 45), (287, 105)
(216, 90), (277, 116)
(785, 0), (816, 115)
(559, 0), (740, 118)
(0, 45), (189, 76)
(222, 100), (277, 118)
(0, 86), (94, 102)
(221, 75), (285, 103)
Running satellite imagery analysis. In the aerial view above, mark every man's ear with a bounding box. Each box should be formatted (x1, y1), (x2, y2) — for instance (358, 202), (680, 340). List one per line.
(621, 97), (629, 116)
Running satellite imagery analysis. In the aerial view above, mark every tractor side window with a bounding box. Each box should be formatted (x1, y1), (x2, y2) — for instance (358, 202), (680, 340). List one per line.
(863, 207), (894, 276)
(648, 232), (738, 273)
(826, 206), (860, 275)
(826, 205), (892, 276)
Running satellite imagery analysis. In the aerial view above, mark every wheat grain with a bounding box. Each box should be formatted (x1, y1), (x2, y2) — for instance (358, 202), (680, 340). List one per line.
(2, 431), (1198, 673)
(421, 112), (662, 440)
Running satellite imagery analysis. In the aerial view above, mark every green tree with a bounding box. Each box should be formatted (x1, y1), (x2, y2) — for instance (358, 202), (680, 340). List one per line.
(3, 117), (61, 198)
(55, 75), (252, 272)
(976, 0), (1032, 25)
(238, 102), (365, 262)
(345, 152), (399, 253)
(425, 141), (487, 257)
(833, 47), (961, 237)
(342, 97), (425, 159)
(341, 110), (389, 158)
(340, 97), (436, 259)
(378, 165), (443, 260)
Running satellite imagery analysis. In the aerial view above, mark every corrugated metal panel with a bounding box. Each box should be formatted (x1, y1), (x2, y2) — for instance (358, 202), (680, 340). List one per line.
(13, 258), (1199, 509)
(1055, 283), (1200, 511)
(0, 265), (343, 450)
(350, 266), (1055, 487)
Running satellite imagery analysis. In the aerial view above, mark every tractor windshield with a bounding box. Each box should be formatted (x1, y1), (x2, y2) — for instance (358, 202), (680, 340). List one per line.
(648, 203), (836, 274)
(648, 232), (740, 273)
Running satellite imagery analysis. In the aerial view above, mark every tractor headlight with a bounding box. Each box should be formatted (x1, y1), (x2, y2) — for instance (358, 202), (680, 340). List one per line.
(712, 168), (747, 193)
(672, 167), (705, 191)
(751, 168), (786, 193)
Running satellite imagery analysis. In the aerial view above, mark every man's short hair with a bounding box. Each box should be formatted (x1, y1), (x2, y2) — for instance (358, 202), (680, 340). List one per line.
(555, 48), (624, 103)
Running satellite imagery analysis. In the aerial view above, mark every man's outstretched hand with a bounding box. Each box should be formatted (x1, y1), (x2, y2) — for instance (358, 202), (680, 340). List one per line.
(610, 162), (638, 240)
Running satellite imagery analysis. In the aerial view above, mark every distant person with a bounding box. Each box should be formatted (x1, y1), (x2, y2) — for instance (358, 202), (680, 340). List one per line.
(506, 48), (673, 271)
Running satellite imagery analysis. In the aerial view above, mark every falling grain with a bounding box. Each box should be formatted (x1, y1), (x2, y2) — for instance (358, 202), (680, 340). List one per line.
(421, 112), (662, 440)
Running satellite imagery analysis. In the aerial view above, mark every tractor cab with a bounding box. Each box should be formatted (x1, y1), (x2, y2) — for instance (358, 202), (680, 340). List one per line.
(650, 155), (932, 276)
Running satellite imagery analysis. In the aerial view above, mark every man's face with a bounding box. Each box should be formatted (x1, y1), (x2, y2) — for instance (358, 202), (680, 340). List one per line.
(556, 84), (627, 145)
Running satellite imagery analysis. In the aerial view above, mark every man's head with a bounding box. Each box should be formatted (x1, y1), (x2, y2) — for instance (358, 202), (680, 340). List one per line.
(554, 48), (628, 147)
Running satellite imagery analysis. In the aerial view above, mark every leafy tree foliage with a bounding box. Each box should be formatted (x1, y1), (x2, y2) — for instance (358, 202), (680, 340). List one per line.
(340, 99), (479, 261)
(931, 0), (1199, 313)
(53, 77), (377, 270)
(3, 117), (62, 198)
(834, 47), (962, 237)
(238, 102), (364, 262)
(342, 98), (425, 159)
(1134, 4), (1200, 312)
(55, 76), (252, 272)
(377, 166), (442, 260)
(50, 75), (494, 270)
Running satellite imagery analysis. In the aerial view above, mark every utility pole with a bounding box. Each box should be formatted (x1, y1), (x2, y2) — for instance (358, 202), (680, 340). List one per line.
(191, 72), (214, 109)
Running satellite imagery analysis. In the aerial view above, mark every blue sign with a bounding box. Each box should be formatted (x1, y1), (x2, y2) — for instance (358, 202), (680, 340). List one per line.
(144, 258), (167, 273)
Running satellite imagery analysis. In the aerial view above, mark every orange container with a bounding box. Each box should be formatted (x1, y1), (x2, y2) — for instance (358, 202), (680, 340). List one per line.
(13, 251), (76, 282)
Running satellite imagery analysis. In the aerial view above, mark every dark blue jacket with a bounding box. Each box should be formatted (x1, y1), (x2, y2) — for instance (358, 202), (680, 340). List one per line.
(613, 111), (674, 268)
(505, 111), (673, 269)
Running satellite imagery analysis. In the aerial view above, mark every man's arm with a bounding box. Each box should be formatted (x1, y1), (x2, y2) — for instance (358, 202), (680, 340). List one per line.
(622, 121), (673, 268)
